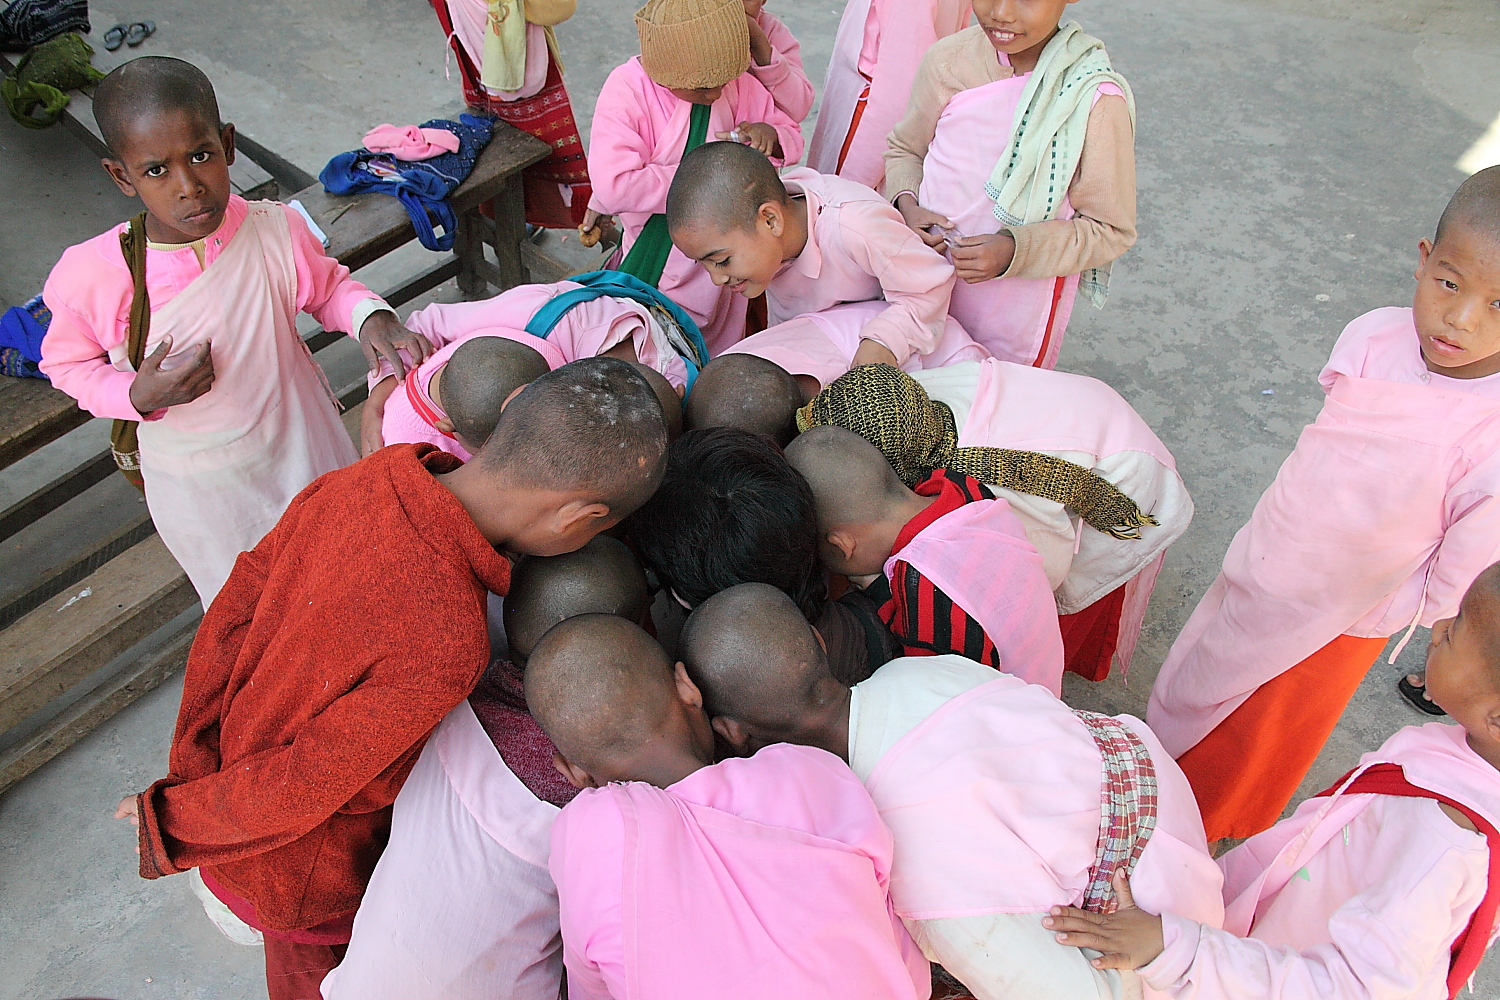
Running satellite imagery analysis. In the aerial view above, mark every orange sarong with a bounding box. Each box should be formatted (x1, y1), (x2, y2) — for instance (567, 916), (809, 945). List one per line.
(1176, 633), (1388, 842)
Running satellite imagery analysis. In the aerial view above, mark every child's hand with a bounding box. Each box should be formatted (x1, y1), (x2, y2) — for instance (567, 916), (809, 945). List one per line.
(359, 311), (432, 382)
(717, 122), (781, 159)
(1042, 871), (1165, 971)
(894, 194), (954, 249)
(951, 232), (1017, 283)
(741, 0), (765, 17)
(746, 13), (773, 66)
(578, 208), (617, 248)
(851, 338), (899, 369)
(114, 795), (141, 856)
(129, 336), (215, 416)
(362, 376), (398, 457)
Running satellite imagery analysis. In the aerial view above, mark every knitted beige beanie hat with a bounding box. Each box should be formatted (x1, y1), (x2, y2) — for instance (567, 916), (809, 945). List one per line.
(635, 0), (750, 90)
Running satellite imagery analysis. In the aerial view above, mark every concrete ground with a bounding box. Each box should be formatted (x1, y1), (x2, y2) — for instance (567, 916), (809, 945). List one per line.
(2, 0), (1500, 996)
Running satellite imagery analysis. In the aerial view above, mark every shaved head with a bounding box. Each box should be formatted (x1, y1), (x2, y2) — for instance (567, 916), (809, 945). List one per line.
(94, 57), (220, 158)
(666, 140), (789, 237)
(1436, 165), (1500, 250)
(1466, 562), (1500, 684)
(503, 536), (649, 664)
(784, 425), (911, 526)
(627, 360), (684, 442)
(686, 354), (802, 445)
(443, 337), (551, 448)
(680, 582), (833, 729)
(525, 614), (680, 768)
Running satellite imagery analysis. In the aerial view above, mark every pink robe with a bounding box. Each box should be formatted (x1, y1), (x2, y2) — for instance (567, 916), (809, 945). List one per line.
(918, 63), (1122, 367)
(721, 300), (986, 388)
(887, 495), (1066, 695)
(549, 743), (930, 1000)
(750, 10), (815, 123)
(320, 701), (563, 1000)
(766, 167), (958, 365)
(1141, 723), (1497, 1000)
(1148, 308), (1500, 757)
(41, 196), (381, 604)
(808, 0), (971, 189)
(587, 58), (803, 354)
(912, 358), (1193, 673)
(849, 657), (1223, 1000)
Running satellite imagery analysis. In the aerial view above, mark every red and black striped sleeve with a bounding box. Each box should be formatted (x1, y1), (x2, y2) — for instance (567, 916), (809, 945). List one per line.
(879, 559), (1000, 669)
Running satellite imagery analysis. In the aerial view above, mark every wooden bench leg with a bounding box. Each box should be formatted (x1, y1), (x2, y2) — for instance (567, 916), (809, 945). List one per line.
(489, 172), (531, 290)
(455, 209), (489, 300)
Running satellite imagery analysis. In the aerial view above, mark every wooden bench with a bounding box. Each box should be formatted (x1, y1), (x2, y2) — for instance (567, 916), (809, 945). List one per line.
(0, 120), (552, 793)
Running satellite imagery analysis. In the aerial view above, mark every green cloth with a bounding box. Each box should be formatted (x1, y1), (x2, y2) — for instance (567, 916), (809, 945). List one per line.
(2, 31), (104, 129)
(982, 21), (1134, 308)
(618, 102), (712, 287)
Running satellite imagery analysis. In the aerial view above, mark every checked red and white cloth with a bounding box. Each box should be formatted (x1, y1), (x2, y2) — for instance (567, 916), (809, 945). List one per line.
(1074, 710), (1159, 913)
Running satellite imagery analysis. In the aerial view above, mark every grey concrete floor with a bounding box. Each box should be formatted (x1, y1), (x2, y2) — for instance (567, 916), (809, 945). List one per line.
(3, 0), (1500, 996)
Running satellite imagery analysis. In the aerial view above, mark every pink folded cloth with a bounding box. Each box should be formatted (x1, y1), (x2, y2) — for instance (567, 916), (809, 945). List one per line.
(362, 123), (462, 161)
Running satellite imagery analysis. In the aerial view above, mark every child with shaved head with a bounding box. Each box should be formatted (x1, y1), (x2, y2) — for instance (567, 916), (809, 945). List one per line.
(668, 141), (984, 370)
(786, 423), (1065, 693)
(679, 582), (1224, 1000)
(39, 56), (430, 607)
(324, 537), (650, 1000)
(1050, 562), (1500, 1000)
(529, 614), (930, 1000)
(1150, 166), (1500, 843)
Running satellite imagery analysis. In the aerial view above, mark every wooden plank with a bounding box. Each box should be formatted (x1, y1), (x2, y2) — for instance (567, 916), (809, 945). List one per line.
(0, 514), (156, 631)
(0, 536), (193, 733)
(489, 176), (530, 290)
(0, 616), (196, 795)
(520, 240), (571, 284)
(0, 376), (89, 472)
(0, 450), (115, 544)
(290, 124), (549, 273)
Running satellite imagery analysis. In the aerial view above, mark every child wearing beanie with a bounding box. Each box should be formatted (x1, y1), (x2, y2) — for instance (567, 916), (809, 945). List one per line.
(583, 0), (803, 355)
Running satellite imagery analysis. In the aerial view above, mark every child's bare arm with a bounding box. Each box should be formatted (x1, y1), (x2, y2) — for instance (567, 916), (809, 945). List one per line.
(129, 336), (216, 415)
(1043, 871), (1164, 971)
(361, 376), (399, 457)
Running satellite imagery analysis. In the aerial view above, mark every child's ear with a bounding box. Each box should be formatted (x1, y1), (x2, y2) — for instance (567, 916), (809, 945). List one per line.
(219, 122), (238, 166)
(761, 201), (785, 238)
(1416, 237), (1434, 280)
(554, 499), (614, 538)
(552, 750), (597, 790)
(434, 415), (457, 435)
(711, 715), (753, 751)
(825, 528), (858, 563)
(673, 661), (705, 710)
(102, 157), (137, 198)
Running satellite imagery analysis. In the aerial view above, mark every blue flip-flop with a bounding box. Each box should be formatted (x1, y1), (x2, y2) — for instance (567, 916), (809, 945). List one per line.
(124, 20), (155, 47)
(102, 23), (129, 51)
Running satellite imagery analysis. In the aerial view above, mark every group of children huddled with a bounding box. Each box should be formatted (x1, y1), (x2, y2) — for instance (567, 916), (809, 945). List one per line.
(32, 0), (1500, 997)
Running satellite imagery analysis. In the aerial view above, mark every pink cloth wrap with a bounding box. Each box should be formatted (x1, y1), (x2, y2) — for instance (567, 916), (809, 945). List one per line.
(887, 496), (1065, 695)
(550, 743), (930, 1000)
(1141, 722), (1498, 1000)
(723, 299), (985, 387)
(587, 57), (804, 354)
(864, 671), (1224, 927)
(1149, 308), (1500, 757)
(362, 123), (463, 160)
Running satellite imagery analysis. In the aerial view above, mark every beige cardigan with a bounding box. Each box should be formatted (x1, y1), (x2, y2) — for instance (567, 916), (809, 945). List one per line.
(882, 26), (1136, 281)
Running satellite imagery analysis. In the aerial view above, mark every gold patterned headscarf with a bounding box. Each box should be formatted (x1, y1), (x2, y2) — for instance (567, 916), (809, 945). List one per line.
(795, 365), (1158, 540)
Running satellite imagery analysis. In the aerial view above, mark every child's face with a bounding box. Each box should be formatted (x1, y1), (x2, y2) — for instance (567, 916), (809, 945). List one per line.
(673, 204), (789, 298)
(970, 0), (1078, 57)
(1413, 227), (1500, 378)
(668, 86), (725, 106)
(1424, 596), (1500, 741)
(102, 109), (236, 244)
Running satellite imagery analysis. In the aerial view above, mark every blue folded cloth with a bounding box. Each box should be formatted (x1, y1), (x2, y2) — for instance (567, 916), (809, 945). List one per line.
(319, 114), (494, 252)
(0, 293), (50, 378)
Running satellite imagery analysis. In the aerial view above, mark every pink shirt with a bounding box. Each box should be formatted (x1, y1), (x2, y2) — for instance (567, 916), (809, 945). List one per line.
(750, 10), (815, 123)
(771, 167), (956, 364)
(550, 743), (930, 1000)
(1142, 723), (1495, 1000)
(41, 195), (384, 422)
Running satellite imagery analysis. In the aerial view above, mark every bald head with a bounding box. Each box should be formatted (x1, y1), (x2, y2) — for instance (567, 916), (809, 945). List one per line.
(628, 360), (684, 442)
(94, 57), (220, 158)
(680, 583), (834, 729)
(443, 337), (551, 448)
(666, 141), (789, 237)
(784, 425), (911, 526)
(1436, 165), (1500, 250)
(525, 614), (680, 768)
(503, 536), (649, 664)
(686, 354), (802, 445)
(1465, 562), (1500, 684)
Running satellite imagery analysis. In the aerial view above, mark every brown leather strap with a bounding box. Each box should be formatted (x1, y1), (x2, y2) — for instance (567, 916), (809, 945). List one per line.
(111, 212), (151, 491)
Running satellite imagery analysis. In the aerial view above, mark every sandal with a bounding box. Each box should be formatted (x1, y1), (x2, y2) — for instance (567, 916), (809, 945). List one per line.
(124, 20), (155, 47)
(102, 23), (128, 51)
(1398, 675), (1447, 717)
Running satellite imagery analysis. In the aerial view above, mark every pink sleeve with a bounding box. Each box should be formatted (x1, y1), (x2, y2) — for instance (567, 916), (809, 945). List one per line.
(1426, 480), (1500, 624)
(837, 201), (955, 363)
(750, 13), (815, 123)
(586, 66), (679, 217)
(733, 75), (804, 167)
(39, 243), (152, 422)
(281, 203), (384, 335)
(550, 795), (627, 1000)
